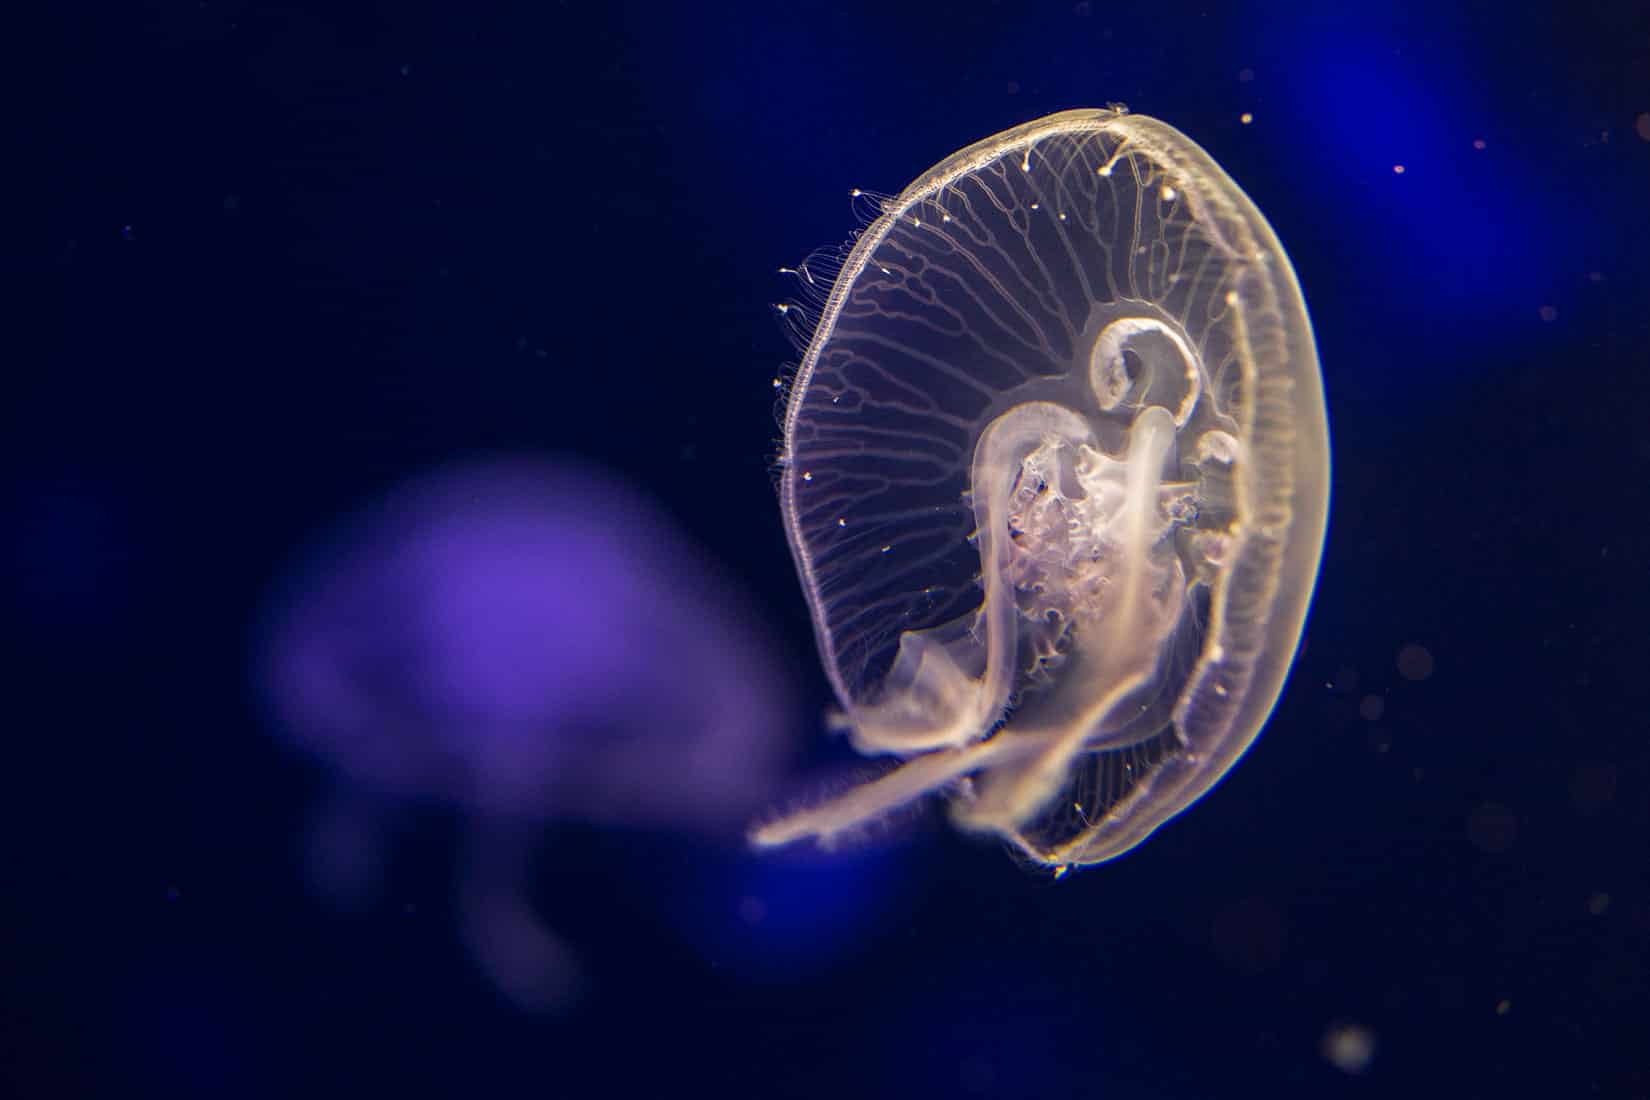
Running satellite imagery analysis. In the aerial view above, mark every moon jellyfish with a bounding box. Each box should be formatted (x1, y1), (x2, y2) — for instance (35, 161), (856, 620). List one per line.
(256, 457), (794, 1007)
(752, 108), (1330, 867)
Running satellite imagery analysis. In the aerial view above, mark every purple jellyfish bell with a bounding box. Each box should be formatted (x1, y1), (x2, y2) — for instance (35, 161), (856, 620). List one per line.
(256, 456), (796, 1008)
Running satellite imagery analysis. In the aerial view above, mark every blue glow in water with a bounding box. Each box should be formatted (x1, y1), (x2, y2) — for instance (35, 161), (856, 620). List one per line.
(653, 836), (917, 983)
(1263, 15), (1572, 349)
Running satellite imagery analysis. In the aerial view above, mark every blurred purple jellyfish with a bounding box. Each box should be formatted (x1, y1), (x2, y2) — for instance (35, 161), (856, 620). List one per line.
(254, 456), (796, 1008)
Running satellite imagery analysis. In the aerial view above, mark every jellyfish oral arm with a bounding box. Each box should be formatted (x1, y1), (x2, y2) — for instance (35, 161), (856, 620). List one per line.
(757, 401), (1191, 849)
(841, 624), (998, 754)
(839, 401), (1097, 757)
(1089, 316), (1203, 426)
(958, 404), (1185, 831)
(748, 728), (1055, 850)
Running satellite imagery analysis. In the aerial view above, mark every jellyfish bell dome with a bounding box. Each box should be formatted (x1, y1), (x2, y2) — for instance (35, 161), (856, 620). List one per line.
(257, 456), (800, 1008)
(754, 108), (1330, 868)
(262, 457), (793, 827)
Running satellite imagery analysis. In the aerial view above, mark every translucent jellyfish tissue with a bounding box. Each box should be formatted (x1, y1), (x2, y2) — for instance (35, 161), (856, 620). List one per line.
(256, 457), (795, 1008)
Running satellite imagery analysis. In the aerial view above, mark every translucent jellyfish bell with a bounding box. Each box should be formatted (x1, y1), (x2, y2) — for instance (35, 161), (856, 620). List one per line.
(257, 457), (794, 1007)
(753, 108), (1330, 867)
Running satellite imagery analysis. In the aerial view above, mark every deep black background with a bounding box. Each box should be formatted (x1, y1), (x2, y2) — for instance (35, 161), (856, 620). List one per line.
(13, 1), (1650, 1097)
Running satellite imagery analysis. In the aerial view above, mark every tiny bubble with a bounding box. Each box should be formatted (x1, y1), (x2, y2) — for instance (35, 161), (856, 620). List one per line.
(1396, 644), (1433, 681)
(1569, 762), (1617, 814)
(1467, 802), (1517, 854)
(1321, 1021), (1375, 1074)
